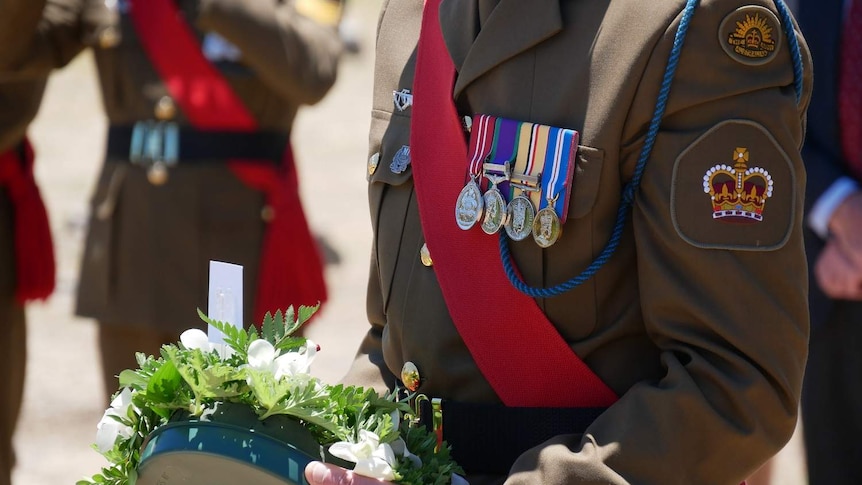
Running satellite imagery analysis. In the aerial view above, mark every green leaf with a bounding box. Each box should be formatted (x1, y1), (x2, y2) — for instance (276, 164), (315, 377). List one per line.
(196, 308), (249, 358)
(296, 304), (320, 327)
(146, 360), (184, 404)
(118, 369), (148, 390)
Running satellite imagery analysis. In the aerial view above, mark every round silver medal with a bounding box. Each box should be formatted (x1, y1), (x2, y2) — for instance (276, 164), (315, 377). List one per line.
(481, 187), (508, 235)
(532, 207), (562, 248)
(455, 179), (484, 230)
(505, 195), (536, 241)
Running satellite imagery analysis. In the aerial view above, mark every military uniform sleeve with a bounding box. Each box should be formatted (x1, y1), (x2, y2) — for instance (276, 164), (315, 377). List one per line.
(338, 251), (398, 395)
(507, 3), (812, 484)
(196, 0), (343, 106)
(0, 0), (88, 79)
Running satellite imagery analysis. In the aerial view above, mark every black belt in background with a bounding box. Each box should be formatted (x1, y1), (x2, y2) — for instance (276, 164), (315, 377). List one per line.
(439, 401), (607, 475)
(106, 124), (290, 164)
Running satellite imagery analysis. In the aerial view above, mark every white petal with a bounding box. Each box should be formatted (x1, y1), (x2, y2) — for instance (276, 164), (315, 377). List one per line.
(353, 457), (396, 481)
(327, 442), (359, 463)
(451, 473), (470, 485)
(357, 430), (380, 448)
(247, 340), (276, 369)
(273, 353), (300, 379)
(180, 329), (211, 351)
(109, 388), (134, 417)
(95, 419), (124, 454)
(303, 339), (318, 363)
(350, 439), (377, 459)
(390, 438), (422, 468)
(373, 443), (397, 466)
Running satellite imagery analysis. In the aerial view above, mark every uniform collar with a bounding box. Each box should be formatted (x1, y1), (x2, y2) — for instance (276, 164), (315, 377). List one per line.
(440, 0), (563, 99)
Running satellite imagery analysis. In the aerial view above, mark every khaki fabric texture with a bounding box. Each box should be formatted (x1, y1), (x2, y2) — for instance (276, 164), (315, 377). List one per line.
(344, 0), (813, 483)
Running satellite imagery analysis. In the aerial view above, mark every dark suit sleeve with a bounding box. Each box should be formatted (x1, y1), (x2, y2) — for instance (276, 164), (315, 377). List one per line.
(797, 0), (855, 220)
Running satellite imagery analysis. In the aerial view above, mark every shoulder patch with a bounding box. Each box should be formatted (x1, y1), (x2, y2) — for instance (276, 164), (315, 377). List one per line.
(671, 120), (796, 251)
(719, 5), (782, 66)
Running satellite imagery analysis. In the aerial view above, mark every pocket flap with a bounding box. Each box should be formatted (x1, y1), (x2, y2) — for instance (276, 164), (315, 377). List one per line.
(368, 110), (414, 186)
(568, 145), (605, 219)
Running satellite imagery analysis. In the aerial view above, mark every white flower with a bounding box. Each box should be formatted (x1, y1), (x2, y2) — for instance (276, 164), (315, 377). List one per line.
(390, 437), (422, 469)
(328, 430), (397, 481)
(95, 388), (136, 454)
(180, 328), (235, 358)
(246, 339), (317, 379)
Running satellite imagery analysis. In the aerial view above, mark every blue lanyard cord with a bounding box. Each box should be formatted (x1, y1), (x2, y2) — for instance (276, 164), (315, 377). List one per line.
(501, 0), (806, 299)
(774, 0), (805, 103)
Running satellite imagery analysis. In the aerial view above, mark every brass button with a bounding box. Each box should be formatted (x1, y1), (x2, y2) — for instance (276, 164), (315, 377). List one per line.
(419, 243), (433, 267)
(154, 96), (177, 121)
(261, 205), (276, 222)
(401, 361), (421, 392)
(368, 152), (380, 176)
(147, 162), (169, 186)
(98, 26), (121, 49)
(462, 116), (473, 133)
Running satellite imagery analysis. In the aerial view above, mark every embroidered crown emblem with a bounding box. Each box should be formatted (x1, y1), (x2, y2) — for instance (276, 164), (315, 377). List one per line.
(728, 12), (776, 59)
(703, 147), (773, 223)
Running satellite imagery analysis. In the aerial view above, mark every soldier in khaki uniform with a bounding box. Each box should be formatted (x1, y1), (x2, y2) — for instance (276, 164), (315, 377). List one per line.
(0, 79), (52, 485)
(0, 0), (344, 400)
(307, 0), (812, 484)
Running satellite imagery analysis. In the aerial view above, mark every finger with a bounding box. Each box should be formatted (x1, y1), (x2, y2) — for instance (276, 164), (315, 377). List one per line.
(814, 243), (854, 298)
(305, 461), (383, 485)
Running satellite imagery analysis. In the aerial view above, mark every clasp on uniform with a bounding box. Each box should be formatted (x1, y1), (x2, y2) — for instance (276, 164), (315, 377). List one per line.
(129, 120), (180, 185)
(413, 394), (443, 450)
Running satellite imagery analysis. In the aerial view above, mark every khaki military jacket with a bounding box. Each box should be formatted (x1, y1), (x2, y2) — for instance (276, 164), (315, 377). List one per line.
(346, 0), (812, 483)
(0, 80), (47, 302)
(0, 0), (343, 329)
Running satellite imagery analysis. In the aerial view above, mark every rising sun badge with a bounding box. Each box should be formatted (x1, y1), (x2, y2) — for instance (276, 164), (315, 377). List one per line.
(720, 6), (782, 66)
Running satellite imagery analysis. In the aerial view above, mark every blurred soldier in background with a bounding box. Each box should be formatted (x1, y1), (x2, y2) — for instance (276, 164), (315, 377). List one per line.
(0, 78), (55, 485)
(0, 0), (343, 402)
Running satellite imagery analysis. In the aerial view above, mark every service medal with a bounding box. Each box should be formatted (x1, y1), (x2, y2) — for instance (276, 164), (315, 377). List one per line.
(455, 178), (484, 230)
(533, 206), (562, 248)
(505, 195), (536, 241)
(481, 186), (508, 235)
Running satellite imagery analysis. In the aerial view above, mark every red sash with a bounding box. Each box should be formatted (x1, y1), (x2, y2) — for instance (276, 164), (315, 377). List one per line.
(410, 0), (616, 408)
(129, 0), (327, 323)
(0, 139), (55, 303)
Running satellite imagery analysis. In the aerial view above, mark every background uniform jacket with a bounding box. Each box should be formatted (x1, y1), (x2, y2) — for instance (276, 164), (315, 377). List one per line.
(0, 79), (46, 485)
(344, 0), (813, 483)
(0, 0), (343, 330)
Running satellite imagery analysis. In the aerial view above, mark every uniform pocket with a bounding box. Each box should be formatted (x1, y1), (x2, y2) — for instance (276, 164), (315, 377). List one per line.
(567, 145), (605, 220)
(76, 163), (127, 318)
(368, 110), (417, 315)
(368, 110), (413, 186)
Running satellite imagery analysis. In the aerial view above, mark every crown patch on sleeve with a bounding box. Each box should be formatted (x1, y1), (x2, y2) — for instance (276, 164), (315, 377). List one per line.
(672, 120), (796, 251)
(719, 6), (783, 66)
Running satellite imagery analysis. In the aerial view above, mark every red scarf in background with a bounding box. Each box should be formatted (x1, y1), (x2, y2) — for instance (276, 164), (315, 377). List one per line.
(0, 139), (56, 303)
(130, 0), (327, 324)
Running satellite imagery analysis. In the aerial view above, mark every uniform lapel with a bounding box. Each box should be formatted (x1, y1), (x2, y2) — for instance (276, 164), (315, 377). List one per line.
(440, 0), (563, 98)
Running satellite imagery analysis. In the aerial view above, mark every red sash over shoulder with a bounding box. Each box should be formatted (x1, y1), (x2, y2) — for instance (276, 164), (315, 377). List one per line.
(129, 0), (326, 323)
(0, 139), (55, 303)
(410, 0), (616, 408)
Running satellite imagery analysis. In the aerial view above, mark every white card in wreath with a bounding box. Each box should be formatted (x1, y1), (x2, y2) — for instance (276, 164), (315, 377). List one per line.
(207, 260), (243, 346)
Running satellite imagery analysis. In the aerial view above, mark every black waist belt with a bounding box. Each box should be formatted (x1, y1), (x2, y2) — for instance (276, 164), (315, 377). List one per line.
(439, 401), (607, 475)
(106, 123), (289, 164)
